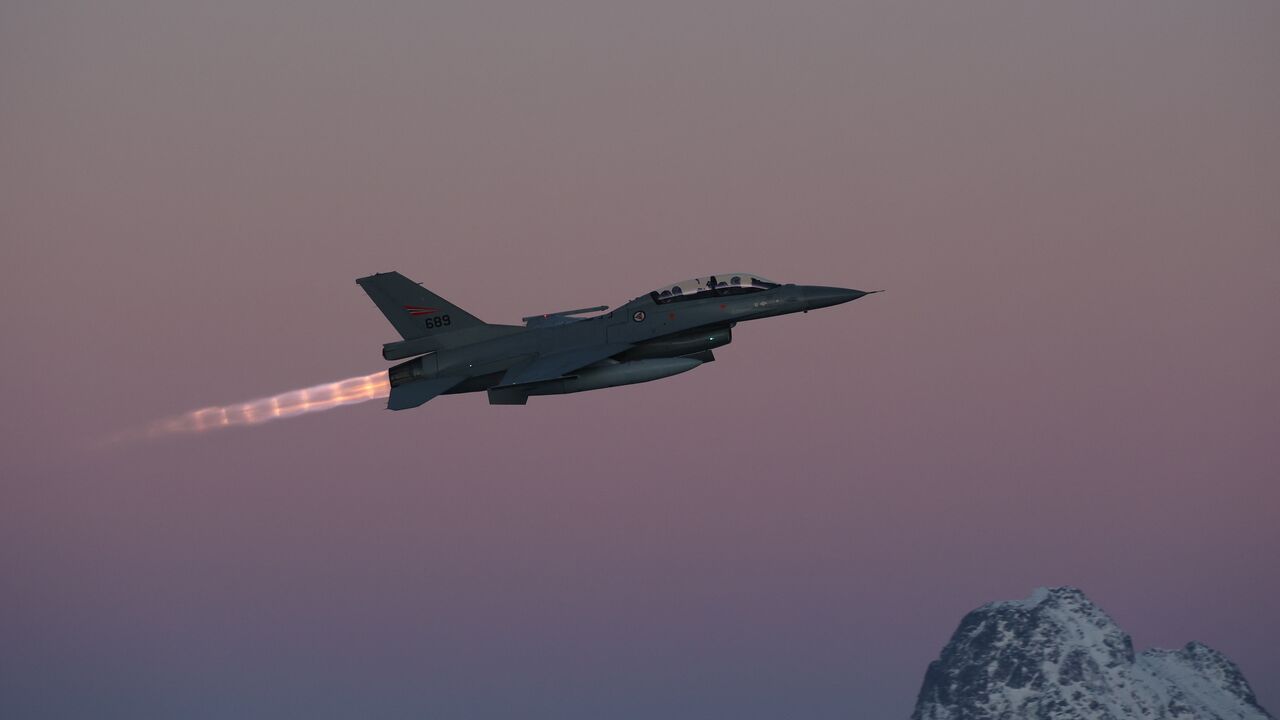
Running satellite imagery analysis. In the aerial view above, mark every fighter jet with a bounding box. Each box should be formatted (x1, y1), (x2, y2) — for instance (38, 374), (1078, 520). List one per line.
(357, 271), (877, 409)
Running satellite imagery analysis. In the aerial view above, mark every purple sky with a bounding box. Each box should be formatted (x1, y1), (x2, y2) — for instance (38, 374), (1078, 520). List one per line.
(2, 1), (1277, 717)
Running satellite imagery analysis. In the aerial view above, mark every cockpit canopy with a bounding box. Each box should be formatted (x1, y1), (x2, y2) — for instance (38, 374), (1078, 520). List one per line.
(650, 273), (780, 304)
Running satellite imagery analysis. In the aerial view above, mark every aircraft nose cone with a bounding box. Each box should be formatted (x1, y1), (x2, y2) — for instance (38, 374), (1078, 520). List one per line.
(803, 286), (874, 311)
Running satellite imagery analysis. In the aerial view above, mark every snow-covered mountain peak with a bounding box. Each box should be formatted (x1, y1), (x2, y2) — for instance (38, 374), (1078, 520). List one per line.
(912, 587), (1272, 720)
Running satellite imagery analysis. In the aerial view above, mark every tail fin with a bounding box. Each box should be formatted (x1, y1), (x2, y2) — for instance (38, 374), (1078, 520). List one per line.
(356, 272), (485, 340)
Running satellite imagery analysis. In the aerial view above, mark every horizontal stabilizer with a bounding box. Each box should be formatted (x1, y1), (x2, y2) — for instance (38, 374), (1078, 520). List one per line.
(387, 376), (465, 411)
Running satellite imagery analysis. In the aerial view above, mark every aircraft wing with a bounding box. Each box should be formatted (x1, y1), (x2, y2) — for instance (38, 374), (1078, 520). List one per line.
(387, 375), (467, 411)
(498, 343), (631, 387)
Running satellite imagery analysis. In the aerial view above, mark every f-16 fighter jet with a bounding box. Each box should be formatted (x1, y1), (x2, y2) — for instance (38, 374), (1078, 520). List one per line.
(357, 271), (877, 409)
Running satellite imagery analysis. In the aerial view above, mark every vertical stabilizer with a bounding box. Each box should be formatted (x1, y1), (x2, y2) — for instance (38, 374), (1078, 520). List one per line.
(356, 272), (485, 340)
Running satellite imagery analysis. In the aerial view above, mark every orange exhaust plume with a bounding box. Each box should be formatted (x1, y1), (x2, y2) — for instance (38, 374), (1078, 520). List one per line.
(150, 371), (390, 436)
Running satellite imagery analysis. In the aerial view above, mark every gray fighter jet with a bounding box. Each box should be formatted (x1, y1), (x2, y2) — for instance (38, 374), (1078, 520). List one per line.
(357, 271), (877, 409)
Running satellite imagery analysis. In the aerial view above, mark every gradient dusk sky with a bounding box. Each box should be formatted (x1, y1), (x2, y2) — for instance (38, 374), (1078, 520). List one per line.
(2, 1), (1277, 718)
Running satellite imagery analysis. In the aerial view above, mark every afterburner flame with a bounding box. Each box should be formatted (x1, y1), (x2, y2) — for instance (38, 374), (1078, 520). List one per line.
(151, 371), (390, 436)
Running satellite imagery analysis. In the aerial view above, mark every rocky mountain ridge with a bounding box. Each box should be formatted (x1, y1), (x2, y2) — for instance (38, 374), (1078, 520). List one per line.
(912, 587), (1272, 720)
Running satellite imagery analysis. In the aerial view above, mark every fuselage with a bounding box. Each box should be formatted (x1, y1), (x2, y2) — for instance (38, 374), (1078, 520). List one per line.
(391, 281), (870, 397)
